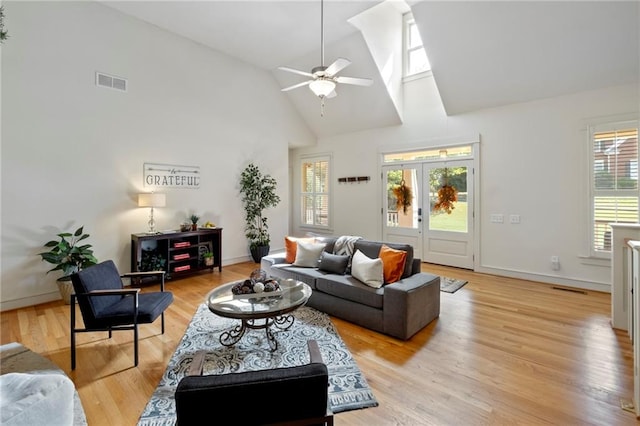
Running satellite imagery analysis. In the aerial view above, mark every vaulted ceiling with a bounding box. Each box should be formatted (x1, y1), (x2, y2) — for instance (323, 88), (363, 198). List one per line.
(102, 1), (639, 140)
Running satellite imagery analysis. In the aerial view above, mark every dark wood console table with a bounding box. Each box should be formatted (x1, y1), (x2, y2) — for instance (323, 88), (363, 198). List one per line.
(131, 228), (222, 281)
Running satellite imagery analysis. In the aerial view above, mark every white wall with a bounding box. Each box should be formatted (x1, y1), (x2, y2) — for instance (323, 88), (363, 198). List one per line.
(1, 1), (313, 310)
(290, 75), (640, 291)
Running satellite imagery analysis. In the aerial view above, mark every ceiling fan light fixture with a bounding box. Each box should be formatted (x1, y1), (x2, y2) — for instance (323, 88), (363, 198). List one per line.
(309, 79), (336, 98)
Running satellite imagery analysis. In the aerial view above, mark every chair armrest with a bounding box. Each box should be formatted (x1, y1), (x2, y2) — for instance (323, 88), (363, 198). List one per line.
(187, 351), (206, 376)
(121, 271), (166, 278)
(307, 340), (323, 364)
(80, 288), (140, 296)
(121, 270), (167, 291)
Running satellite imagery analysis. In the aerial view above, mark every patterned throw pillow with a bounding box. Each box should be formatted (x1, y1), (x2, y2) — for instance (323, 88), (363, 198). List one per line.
(379, 244), (407, 284)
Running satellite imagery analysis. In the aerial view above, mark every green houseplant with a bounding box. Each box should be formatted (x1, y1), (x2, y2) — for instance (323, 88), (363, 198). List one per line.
(239, 163), (281, 262)
(189, 214), (200, 231)
(39, 226), (98, 303)
(202, 250), (214, 266)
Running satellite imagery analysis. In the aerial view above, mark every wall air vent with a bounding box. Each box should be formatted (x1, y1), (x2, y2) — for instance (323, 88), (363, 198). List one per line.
(96, 72), (127, 92)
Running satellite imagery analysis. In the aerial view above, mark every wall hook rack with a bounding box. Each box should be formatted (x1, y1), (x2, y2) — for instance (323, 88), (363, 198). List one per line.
(338, 176), (370, 183)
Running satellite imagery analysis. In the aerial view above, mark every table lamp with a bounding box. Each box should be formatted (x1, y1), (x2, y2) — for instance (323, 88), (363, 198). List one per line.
(138, 193), (166, 234)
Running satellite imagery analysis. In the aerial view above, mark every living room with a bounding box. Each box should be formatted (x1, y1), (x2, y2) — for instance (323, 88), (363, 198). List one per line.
(1, 1), (639, 424)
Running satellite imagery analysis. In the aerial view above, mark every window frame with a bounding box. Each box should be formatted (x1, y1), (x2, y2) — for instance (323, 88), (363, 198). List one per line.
(299, 154), (332, 230)
(588, 120), (639, 258)
(403, 12), (431, 80)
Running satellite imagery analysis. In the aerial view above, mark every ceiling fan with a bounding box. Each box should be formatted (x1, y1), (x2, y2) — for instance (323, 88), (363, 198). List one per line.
(278, 0), (373, 116)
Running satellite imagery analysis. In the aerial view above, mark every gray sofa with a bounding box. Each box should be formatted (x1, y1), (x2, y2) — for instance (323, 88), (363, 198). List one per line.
(261, 237), (440, 340)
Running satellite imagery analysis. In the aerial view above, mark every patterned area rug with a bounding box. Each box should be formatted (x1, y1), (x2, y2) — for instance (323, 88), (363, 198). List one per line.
(440, 276), (468, 293)
(138, 304), (378, 425)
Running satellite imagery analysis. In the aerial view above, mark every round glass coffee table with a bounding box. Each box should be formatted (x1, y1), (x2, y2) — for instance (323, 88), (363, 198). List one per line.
(206, 279), (311, 351)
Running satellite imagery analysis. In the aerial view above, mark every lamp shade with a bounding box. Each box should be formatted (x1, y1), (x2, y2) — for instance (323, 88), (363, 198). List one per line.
(138, 193), (166, 208)
(309, 79), (336, 97)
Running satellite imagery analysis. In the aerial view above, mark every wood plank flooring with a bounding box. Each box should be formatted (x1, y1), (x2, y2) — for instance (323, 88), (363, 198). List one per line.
(1, 262), (637, 425)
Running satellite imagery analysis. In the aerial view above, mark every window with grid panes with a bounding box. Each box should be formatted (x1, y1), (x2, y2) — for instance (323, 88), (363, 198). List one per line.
(590, 121), (639, 255)
(301, 156), (330, 227)
(404, 13), (430, 77)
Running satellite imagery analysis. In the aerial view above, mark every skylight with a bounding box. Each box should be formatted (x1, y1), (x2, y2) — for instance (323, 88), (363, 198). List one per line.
(404, 13), (430, 77)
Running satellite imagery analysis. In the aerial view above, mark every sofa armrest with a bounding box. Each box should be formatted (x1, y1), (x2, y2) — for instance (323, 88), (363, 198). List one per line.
(383, 273), (440, 340)
(260, 252), (287, 276)
(411, 258), (422, 275)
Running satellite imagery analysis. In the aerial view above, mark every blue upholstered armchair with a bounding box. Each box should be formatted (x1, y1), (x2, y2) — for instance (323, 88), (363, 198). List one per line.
(70, 260), (173, 370)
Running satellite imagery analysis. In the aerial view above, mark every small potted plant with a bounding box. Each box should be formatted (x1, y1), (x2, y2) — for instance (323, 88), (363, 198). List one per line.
(203, 251), (214, 267)
(189, 214), (200, 231)
(38, 226), (98, 304)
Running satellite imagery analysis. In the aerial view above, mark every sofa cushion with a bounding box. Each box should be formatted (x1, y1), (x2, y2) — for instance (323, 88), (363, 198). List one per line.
(315, 275), (384, 309)
(355, 240), (414, 279)
(271, 264), (326, 289)
(379, 244), (407, 284)
(284, 236), (316, 263)
(293, 241), (326, 267)
(317, 252), (349, 275)
(351, 250), (384, 288)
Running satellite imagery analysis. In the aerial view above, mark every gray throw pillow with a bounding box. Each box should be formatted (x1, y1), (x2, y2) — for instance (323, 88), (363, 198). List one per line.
(318, 252), (349, 275)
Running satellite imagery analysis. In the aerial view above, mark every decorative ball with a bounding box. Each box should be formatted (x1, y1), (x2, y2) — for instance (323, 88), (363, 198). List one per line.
(250, 269), (267, 283)
(231, 282), (243, 295)
(253, 282), (265, 293)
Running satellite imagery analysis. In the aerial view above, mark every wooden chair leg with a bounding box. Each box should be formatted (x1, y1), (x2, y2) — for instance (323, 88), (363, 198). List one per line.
(161, 312), (165, 334)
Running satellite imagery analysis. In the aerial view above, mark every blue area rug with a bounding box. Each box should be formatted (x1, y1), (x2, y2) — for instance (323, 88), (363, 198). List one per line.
(138, 304), (378, 425)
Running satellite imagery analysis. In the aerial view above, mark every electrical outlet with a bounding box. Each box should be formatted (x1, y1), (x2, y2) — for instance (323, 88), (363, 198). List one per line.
(490, 214), (504, 223)
(551, 256), (560, 270)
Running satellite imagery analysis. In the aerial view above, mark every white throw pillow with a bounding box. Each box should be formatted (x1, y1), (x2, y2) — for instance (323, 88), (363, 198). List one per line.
(351, 249), (384, 288)
(293, 241), (327, 267)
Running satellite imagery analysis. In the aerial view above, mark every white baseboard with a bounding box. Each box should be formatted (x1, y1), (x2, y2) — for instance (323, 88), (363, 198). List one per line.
(1, 291), (62, 312)
(476, 265), (611, 293)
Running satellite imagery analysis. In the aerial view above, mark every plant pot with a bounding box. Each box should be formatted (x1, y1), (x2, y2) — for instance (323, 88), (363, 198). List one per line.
(250, 245), (270, 263)
(191, 224), (198, 231)
(204, 257), (214, 267)
(56, 277), (74, 305)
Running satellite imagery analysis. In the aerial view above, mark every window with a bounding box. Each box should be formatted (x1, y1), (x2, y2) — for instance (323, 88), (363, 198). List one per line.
(301, 156), (330, 227)
(403, 13), (430, 78)
(590, 121), (639, 255)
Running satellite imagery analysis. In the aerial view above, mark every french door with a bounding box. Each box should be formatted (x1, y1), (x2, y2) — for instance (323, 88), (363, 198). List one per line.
(382, 166), (423, 259)
(382, 159), (475, 269)
(422, 160), (474, 269)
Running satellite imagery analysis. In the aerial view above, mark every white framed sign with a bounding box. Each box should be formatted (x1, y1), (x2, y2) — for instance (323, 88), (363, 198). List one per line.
(144, 163), (200, 189)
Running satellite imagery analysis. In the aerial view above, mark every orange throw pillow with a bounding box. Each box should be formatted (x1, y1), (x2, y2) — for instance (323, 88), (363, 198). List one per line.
(284, 236), (315, 263)
(379, 244), (407, 284)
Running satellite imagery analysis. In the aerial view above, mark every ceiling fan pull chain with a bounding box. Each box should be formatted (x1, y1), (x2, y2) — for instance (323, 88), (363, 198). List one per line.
(320, 96), (325, 117)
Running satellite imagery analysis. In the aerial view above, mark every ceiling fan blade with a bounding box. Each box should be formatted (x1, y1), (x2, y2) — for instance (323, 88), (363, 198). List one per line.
(336, 76), (373, 87)
(325, 58), (351, 76)
(278, 66), (314, 78)
(281, 80), (312, 92)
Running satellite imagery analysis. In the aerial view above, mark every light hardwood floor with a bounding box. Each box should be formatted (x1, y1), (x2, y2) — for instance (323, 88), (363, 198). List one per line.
(1, 262), (637, 425)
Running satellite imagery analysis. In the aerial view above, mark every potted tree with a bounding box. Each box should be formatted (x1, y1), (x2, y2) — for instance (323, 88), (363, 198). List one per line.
(38, 226), (98, 304)
(239, 163), (281, 263)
